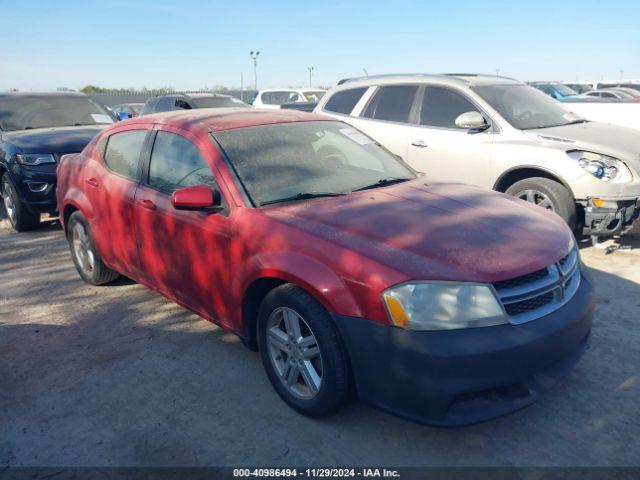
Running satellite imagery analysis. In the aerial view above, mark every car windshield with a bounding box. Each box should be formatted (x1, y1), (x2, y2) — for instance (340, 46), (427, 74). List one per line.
(192, 96), (251, 108)
(472, 85), (585, 130)
(302, 90), (326, 101)
(213, 120), (415, 206)
(552, 84), (578, 96)
(0, 95), (114, 131)
(261, 91), (305, 105)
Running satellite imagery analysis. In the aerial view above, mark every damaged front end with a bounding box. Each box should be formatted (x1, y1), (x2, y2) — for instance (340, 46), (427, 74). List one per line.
(580, 197), (640, 236)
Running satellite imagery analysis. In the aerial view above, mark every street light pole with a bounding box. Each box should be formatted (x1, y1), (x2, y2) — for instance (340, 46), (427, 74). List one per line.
(307, 66), (314, 88)
(250, 50), (260, 90)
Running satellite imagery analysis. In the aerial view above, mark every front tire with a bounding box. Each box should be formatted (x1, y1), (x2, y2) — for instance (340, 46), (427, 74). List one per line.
(67, 211), (119, 285)
(2, 173), (40, 232)
(257, 284), (351, 417)
(505, 177), (577, 229)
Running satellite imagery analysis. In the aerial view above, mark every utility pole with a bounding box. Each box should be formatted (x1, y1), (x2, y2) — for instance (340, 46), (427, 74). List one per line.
(250, 51), (260, 90)
(307, 66), (314, 87)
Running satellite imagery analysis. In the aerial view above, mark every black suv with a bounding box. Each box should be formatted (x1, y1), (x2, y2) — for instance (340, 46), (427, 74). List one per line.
(0, 92), (114, 231)
(140, 93), (250, 115)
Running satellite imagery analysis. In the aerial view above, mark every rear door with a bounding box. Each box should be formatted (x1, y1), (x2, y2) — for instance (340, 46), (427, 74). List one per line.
(407, 85), (493, 187)
(133, 126), (235, 325)
(82, 127), (151, 277)
(346, 85), (419, 160)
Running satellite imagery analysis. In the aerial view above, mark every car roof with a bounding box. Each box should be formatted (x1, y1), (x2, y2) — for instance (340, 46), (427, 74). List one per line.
(257, 89), (304, 93)
(150, 92), (233, 100)
(127, 107), (334, 132)
(335, 73), (521, 88)
(0, 91), (87, 98)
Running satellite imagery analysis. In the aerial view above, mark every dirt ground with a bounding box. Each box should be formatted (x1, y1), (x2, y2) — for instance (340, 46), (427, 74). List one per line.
(1, 205), (639, 467)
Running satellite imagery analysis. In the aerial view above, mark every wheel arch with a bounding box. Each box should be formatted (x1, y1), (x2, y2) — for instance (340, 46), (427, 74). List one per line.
(237, 254), (363, 351)
(240, 277), (289, 351)
(493, 166), (575, 198)
(62, 203), (80, 233)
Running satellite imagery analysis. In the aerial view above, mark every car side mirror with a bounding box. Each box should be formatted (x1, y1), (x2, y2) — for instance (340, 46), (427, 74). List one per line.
(171, 185), (222, 212)
(454, 111), (490, 132)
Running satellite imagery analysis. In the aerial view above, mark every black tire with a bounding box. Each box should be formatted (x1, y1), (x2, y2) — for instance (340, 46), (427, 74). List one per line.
(505, 177), (577, 229)
(257, 284), (351, 417)
(67, 211), (119, 285)
(2, 173), (40, 231)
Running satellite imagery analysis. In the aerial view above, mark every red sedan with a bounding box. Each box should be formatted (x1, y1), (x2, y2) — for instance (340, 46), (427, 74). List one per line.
(56, 108), (594, 426)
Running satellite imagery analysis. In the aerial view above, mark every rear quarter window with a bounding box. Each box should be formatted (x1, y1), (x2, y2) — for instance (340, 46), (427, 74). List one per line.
(102, 130), (148, 180)
(323, 87), (367, 115)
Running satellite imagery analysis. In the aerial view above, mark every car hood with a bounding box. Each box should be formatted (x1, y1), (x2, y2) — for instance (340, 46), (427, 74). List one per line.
(1, 125), (106, 154)
(265, 180), (573, 283)
(527, 121), (640, 169)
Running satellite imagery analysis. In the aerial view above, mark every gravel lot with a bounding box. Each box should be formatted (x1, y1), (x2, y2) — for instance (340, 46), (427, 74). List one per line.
(1, 205), (639, 468)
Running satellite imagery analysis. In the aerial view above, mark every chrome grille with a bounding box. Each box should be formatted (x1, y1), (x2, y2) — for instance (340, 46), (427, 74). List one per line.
(493, 246), (580, 324)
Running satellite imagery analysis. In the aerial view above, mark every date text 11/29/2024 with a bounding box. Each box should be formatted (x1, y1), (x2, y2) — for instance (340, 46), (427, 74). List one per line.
(233, 468), (400, 478)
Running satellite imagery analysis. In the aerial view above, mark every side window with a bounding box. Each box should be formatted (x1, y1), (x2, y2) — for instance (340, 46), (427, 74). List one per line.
(174, 99), (192, 110)
(155, 97), (174, 112)
(362, 85), (418, 123)
(323, 87), (367, 115)
(148, 131), (216, 193)
(103, 130), (147, 180)
(420, 87), (479, 128)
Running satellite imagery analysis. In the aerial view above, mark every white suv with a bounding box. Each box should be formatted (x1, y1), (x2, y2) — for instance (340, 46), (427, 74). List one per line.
(315, 74), (640, 238)
(253, 89), (326, 109)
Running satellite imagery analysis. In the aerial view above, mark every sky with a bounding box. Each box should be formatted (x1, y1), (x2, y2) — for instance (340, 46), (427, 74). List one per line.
(1, 0), (639, 91)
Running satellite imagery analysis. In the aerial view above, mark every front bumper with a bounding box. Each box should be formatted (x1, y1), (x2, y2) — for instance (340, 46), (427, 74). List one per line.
(580, 198), (640, 236)
(7, 164), (58, 214)
(333, 272), (595, 427)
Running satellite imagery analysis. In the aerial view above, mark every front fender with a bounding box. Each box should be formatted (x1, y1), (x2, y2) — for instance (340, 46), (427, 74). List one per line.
(235, 251), (363, 319)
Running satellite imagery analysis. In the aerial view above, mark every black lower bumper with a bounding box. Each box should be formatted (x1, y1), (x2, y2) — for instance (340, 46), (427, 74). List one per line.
(581, 198), (640, 236)
(333, 273), (595, 427)
(6, 165), (57, 214)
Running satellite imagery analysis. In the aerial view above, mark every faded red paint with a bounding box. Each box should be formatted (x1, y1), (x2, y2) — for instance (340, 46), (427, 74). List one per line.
(57, 109), (573, 335)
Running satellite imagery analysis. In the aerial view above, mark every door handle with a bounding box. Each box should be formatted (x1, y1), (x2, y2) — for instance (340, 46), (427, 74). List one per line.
(85, 178), (99, 188)
(137, 199), (156, 211)
(411, 140), (428, 148)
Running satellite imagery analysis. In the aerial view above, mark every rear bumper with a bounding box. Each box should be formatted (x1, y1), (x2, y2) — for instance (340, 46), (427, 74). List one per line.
(333, 272), (595, 427)
(580, 198), (640, 236)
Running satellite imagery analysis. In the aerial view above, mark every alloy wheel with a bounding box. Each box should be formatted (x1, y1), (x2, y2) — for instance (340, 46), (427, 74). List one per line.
(2, 178), (17, 223)
(72, 222), (95, 275)
(516, 189), (555, 211)
(266, 307), (323, 400)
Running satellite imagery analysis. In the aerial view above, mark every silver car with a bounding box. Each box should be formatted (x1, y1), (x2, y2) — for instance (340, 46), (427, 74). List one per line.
(315, 74), (640, 238)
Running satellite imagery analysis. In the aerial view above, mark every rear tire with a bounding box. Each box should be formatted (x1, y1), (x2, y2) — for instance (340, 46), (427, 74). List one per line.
(67, 211), (119, 285)
(506, 177), (576, 229)
(257, 284), (351, 417)
(2, 173), (41, 232)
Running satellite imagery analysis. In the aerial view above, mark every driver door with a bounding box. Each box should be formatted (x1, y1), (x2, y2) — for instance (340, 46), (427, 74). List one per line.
(134, 127), (234, 325)
(407, 86), (494, 188)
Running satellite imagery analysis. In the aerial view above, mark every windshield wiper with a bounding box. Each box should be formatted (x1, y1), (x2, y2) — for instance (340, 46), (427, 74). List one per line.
(260, 191), (347, 206)
(352, 177), (411, 192)
(525, 119), (589, 130)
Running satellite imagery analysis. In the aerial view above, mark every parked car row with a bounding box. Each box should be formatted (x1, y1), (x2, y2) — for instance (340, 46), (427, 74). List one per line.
(1, 72), (638, 426)
(529, 81), (640, 101)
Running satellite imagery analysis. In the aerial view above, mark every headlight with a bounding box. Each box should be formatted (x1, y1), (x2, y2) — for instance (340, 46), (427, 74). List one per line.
(16, 153), (56, 166)
(567, 150), (633, 183)
(382, 282), (507, 331)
